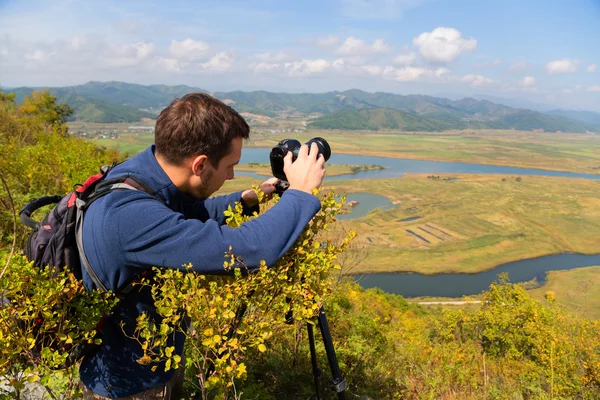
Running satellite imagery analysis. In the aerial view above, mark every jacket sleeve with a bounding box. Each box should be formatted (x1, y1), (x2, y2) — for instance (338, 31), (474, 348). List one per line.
(183, 191), (260, 224)
(108, 190), (320, 273)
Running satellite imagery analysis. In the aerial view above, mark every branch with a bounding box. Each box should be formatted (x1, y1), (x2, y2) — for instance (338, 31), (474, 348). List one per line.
(0, 168), (17, 282)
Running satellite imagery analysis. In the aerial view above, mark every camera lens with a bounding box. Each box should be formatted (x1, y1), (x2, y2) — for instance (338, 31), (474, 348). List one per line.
(305, 137), (331, 161)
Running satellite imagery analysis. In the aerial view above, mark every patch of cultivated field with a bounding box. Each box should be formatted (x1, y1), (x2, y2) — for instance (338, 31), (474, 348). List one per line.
(219, 174), (600, 275)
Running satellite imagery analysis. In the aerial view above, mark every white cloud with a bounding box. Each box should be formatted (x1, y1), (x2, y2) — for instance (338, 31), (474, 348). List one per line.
(250, 62), (280, 72)
(254, 51), (292, 63)
(199, 52), (234, 72)
(168, 38), (210, 61)
(336, 36), (392, 56)
(383, 66), (429, 81)
(316, 36), (340, 48)
(508, 61), (532, 72)
(362, 65), (382, 75)
(105, 41), (155, 67)
(435, 67), (450, 77)
(521, 76), (535, 87)
(156, 57), (181, 73)
(393, 52), (416, 66)
(460, 74), (492, 86)
(284, 59), (330, 77)
(586, 85), (600, 92)
(561, 89), (574, 95)
(332, 58), (345, 69)
(546, 59), (580, 74)
(587, 64), (597, 73)
(413, 27), (476, 63)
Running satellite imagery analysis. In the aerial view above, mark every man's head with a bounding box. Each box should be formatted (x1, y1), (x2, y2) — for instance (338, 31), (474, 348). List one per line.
(155, 93), (249, 199)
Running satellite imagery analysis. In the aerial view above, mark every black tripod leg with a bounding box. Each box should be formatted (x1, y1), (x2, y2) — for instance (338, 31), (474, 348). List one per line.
(307, 322), (322, 400)
(316, 307), (348, 399)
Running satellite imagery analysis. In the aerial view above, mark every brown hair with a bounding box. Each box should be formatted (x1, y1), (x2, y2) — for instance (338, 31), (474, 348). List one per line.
(154, 92), (249, 166)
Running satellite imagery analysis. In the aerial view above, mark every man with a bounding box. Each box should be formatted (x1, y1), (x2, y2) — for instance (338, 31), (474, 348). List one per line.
(79, 93), (326, 398)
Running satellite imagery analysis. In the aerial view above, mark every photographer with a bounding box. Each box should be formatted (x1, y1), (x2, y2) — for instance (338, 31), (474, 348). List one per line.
(78, 93), (326, 399)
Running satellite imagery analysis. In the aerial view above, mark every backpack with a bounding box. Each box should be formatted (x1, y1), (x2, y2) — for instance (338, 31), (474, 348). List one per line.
(18, 162), (164, 366)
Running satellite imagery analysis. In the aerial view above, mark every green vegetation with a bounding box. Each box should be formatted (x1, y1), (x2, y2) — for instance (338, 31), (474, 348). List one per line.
(529, 266), (600, 320)
(308, 108), (473, 131)
(0, 90), (121, 243)
(308, 107), (596, 132)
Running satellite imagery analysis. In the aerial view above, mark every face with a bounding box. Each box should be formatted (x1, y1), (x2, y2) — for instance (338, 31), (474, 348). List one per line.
(192, 137), (242, 200)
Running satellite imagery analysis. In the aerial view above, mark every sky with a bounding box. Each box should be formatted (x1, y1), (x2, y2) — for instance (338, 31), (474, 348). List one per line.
(1, 0), (600, 111)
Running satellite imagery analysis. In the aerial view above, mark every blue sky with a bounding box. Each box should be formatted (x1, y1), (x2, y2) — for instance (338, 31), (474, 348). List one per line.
(1, 0), (600, 110)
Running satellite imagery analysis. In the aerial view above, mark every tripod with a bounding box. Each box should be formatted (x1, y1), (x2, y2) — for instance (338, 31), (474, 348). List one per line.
(205, 304), (348, 399)
(306, 307), (348, 400)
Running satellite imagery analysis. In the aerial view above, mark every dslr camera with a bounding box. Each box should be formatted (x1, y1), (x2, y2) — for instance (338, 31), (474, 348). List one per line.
(269, 137), (331, 193)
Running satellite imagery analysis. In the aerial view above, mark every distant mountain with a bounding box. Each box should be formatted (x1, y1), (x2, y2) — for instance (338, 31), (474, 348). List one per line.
(309, 107), (597, 133)
(472, 95), (554, 112)
(6, 81), (599, 131)
(546, 109), (600, 126)
(308, 108), (474, 131)
(8, 86), (155, 123)
(10, 81), (205, 109)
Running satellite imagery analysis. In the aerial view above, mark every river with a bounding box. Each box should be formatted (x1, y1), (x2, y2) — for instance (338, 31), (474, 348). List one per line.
(239, 147), (600, 297)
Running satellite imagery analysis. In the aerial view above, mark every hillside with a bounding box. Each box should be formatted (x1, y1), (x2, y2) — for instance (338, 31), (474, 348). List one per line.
(308, 108), (473, 131)
(10, 87), (156, 123)
(7, 81), (600, 131)
(308, 107), (594, 132)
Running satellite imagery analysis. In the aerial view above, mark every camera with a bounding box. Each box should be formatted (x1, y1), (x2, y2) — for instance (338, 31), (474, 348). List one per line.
(269, 137), (331, 191)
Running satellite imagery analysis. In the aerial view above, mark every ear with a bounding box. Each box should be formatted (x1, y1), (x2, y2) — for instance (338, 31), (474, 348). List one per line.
(191, 155), (209, 176)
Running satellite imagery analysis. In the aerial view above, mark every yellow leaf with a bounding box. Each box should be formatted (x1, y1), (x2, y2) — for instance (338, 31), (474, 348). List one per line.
(258, 344), (267, 353)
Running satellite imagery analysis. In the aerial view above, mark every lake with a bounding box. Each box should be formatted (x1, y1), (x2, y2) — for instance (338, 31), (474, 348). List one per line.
(238, 147), (600, 181)
(354, 253), (600, 298)
(239, 148), (600, 297)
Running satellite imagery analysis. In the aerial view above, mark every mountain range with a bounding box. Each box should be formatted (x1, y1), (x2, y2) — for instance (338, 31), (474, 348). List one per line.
(5, 81), (599, 133)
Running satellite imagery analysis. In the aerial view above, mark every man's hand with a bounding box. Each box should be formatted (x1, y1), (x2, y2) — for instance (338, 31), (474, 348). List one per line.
(284, 142), (326, 195)
(241, 177), (279, 207)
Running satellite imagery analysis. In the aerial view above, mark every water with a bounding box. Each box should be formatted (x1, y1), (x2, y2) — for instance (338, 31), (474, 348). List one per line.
(238, 148), (600, 181)
(336, 193), (396, 220)
(354, 253), (600, 298)
(399, 216), (421, 222)
(238, 148), (600, 297)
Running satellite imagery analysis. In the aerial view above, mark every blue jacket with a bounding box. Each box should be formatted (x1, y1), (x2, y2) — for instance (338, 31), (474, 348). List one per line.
(79, 145), (321, 397)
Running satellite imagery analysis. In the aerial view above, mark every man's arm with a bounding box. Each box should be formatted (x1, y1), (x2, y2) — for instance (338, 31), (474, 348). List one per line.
(184, 178), (278, 223)
(108, 189), (321, 273)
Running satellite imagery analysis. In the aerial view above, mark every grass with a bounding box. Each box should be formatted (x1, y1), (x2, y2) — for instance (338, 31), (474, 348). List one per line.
(528, 266), (600, 320)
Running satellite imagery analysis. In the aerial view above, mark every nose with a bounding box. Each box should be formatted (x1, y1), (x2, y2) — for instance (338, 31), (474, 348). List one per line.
(226, 170), (234, 180)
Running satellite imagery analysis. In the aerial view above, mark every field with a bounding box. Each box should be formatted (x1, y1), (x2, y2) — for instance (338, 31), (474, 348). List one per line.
(89, 128), (600, 176)
(219, 173), (600, 275)
(528, 266), (600, 320)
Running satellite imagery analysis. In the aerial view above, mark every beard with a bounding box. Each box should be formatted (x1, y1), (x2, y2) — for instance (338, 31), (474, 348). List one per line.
(195, 168), (214, 200)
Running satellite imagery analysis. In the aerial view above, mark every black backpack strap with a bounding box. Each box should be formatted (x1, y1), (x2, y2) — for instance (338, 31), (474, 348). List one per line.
(75, 175), (164, 294)
(19, 195), (63, 230)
